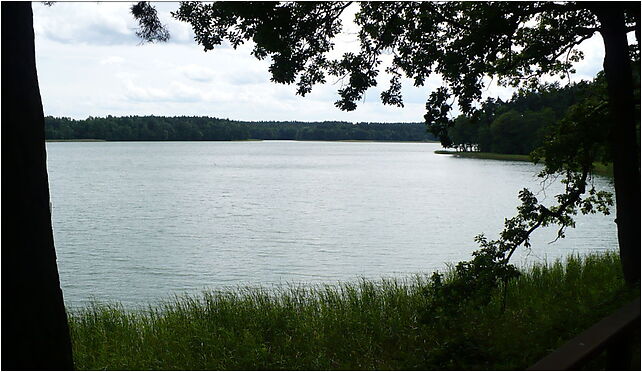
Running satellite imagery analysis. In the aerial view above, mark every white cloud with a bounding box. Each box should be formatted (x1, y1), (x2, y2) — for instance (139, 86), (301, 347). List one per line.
(227, 71), (270, 86)
(124, 81), (204, 103)
(573, 35), (605, 81)
(33, 2), (139, 45)
(154, 3), (198, 45)
(180, 64), (217, 83)
(33, 2), (196, 46)
(33, 2), (606, 122)
(101, 56), (125, 65)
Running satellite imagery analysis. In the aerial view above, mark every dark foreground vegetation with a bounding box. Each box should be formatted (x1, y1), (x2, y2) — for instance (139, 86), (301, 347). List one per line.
(44, 116), (437, 142)
(69, 252), (638, 370)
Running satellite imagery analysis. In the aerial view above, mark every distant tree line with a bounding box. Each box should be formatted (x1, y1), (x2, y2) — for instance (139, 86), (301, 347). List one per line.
(44, 116), (438, 142)
(447, 76), (609, 154)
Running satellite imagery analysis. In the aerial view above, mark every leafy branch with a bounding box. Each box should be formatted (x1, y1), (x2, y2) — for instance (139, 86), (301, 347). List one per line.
(424, 83), (614, 316)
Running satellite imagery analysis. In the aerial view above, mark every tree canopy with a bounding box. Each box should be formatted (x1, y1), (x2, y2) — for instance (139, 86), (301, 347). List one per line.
(167, 2), (639, 144)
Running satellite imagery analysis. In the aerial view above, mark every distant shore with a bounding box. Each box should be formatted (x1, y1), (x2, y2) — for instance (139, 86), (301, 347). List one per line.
(46, 139), (107, 142)
(336, 139), (438, 143)
(46, 139), (438, 144)
(434, 150), (532, 162)
(435, 150), (614, 177)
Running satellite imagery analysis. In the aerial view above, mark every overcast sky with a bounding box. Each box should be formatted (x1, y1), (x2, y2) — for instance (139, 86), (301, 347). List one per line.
(33, 2), (607, 122)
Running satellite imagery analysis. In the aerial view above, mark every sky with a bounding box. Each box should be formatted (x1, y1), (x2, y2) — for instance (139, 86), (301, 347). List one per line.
(33, 2), (607, 122)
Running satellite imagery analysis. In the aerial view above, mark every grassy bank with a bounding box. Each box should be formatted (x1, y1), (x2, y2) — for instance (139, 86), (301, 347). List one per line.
(434, 150), (532, 162)
(336, 139), (438, 143)
(68, 252), (638, 370)
(592, 162), (614, 177)
(435, 150), (614, 177)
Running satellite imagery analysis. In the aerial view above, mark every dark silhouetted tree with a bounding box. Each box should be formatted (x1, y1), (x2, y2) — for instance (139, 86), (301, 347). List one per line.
(1, 2), (74, 369)
(131, 1), (170, 42)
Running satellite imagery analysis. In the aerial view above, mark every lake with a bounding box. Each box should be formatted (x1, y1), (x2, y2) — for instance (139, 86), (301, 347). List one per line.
(46, 141), (618, 308)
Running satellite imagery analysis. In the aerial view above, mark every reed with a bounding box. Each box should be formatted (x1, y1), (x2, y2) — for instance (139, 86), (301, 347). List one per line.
(69, 251), (637, 370)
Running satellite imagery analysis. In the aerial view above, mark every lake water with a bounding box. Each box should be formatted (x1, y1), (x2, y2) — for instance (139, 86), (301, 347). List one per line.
(46, 141), (618, 308)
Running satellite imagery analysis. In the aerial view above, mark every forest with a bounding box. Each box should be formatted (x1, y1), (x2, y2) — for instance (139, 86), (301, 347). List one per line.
(46, 71), (638, 154)
(447, 72), (639, 154)
(44, 117), (437, 142)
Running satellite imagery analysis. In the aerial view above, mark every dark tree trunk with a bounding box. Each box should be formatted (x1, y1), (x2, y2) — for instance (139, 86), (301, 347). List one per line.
(1, 2), (74, 369)
(594, 4), (641, 285)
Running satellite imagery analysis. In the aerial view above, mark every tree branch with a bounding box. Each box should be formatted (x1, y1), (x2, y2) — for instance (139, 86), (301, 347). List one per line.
(504, 168), (589, 263)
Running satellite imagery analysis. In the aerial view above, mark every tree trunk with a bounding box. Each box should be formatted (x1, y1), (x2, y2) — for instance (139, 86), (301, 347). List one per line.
(1, 2), (74, 369)
(594, 4), (641, 285)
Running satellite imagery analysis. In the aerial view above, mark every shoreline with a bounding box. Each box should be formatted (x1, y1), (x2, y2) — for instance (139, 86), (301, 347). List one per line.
(46, 139), (438, 144)
(66, 252), (636, 370)
(46, 139), (107, 142)
(435, 150), (614, 177)
(434, 150), (532, 162)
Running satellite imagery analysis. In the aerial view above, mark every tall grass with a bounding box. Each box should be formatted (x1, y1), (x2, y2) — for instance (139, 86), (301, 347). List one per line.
(69, 252), (638, 370)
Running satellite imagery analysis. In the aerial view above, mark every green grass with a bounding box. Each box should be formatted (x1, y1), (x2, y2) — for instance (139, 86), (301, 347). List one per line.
(434, 150), (532, 162)
(336, 139), (438, 143)
(435, 150), (614, 177)
(592, 162), (614, 177)
(68, 252), (638, 370)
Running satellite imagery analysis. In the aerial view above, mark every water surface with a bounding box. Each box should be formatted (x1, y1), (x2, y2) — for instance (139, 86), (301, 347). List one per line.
(46, 141), (617, 308)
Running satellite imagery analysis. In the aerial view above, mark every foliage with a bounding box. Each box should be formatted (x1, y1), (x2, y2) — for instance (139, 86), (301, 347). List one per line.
(165, 3), (636, 143)
(423, 69), (619, 310)
(446, 78), (607, 154)
(437, 65), (637, 297)
(44, 116), (437, 142)
(68, 252), (637, 370)
(131, 2), (169, 42)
